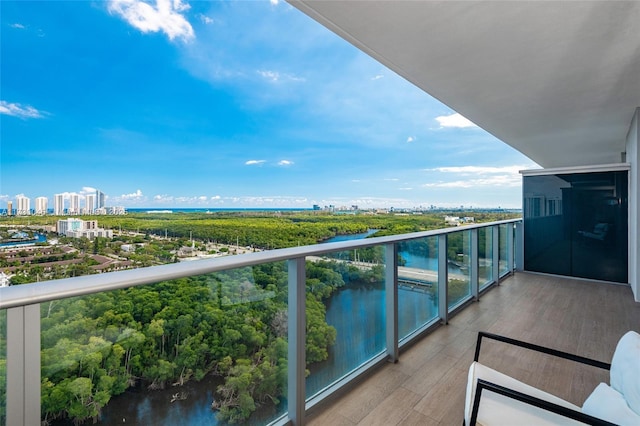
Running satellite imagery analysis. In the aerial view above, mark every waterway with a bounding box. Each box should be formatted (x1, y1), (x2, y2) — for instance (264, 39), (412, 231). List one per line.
(0, 233), (47, 248)
(72, 230), (443, 425)
(306, 230), (440, 396)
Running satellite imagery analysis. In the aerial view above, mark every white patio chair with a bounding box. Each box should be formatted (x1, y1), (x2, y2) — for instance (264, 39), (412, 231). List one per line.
(465, 331), (640, 425)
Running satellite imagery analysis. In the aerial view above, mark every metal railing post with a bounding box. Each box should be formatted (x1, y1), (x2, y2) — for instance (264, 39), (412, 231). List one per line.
(515, 221), (525, 272)
(6, 304), (41, 426)
(288, 258), (306, 425)
(385, 243), (398, 362)
(470, 228), (479, 301)
(507, 223), (515, 272)
(438, 234), (448, 324)
(492, 226), (500, 284)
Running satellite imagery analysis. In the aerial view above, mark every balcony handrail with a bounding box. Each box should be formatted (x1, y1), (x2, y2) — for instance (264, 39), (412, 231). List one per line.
(0, 218), (521, 310)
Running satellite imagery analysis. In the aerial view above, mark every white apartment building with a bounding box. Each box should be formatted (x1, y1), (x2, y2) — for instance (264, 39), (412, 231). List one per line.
(6, 191), (120, 216)
(54, 193), (65, 215)
(56, 218), (112, 240)
(15, 195), (30, 216)
(84, 194), (96, 214)
(35, 197), (48, 215)
(56, 218), (84, 235)
(66, 228), (113, 239)
(68, 194), (80, 215)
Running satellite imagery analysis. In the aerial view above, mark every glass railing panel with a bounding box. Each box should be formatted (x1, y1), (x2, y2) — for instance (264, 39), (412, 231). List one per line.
(306, 248), (385, 398)
(447, 230), (471, 309)
(0, 309), (6, 426)
(479, 227), (493, 291)
(40, 263), (287, 425)
(499, 224), (509, 276)
(397, 237), (439, 340)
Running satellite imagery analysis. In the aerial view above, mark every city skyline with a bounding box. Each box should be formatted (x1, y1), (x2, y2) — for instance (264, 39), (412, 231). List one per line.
(1, 1), (538, 210)
(1, 188), (127, 216)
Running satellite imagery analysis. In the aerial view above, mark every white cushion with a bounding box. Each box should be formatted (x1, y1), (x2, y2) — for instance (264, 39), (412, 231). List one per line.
(610, 330), (640, 416)
(465, 361), (583, 425)
(582, 382), (640, 426)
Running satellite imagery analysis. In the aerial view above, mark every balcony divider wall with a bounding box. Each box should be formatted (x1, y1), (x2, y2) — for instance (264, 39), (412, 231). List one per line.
(0, 219), (520, 426)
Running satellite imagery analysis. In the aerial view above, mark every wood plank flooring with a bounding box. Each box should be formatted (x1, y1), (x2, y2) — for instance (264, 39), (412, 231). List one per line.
(306, 272), (640, 425)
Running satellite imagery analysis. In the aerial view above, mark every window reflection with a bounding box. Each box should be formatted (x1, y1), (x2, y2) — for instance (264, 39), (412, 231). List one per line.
(523, 170), (628, 283)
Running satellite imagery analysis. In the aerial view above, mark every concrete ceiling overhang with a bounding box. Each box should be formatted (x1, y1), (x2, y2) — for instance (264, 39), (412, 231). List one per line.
(289, 1), (640, 168)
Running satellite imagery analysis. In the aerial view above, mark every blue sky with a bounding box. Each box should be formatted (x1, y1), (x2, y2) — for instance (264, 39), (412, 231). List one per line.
(1, 0), (536, 210)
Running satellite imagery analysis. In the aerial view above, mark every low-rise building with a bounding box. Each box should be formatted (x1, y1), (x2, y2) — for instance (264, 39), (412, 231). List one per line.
(57, 218), (113, 240)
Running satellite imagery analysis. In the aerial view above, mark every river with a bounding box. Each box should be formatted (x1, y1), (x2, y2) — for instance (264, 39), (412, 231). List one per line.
(72, 230), (442, 425)
(306, 230), (439, 396)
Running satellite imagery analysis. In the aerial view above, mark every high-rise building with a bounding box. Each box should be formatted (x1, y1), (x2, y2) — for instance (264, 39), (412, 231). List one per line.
(96, 190), (105, 209)
(54, 194), (65, 215)
(35, 197), (48, 215)
(84, 194), (96, 214)
(15, 195), (30, 216)
(6, 201), (13, 216)
(69, 194), (80, 215)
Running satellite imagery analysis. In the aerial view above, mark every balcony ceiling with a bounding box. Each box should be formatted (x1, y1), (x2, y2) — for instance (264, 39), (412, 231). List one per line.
(290, 1), (640, 168)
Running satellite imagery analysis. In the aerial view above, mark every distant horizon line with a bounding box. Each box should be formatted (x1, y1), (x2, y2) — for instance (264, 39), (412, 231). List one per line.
(0, 206), (523, 215)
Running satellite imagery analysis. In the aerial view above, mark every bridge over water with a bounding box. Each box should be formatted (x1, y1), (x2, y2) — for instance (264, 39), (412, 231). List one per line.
(308, 256), (468, 290)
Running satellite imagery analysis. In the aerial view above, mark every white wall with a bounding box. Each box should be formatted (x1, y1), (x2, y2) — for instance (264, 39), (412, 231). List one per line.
(627, 108), (639, 301)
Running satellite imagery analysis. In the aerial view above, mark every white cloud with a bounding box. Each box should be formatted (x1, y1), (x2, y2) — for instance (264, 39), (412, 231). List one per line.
(423, 165), (525, 188)
(80, 186), (97, 194)
(223, 196), (309, 206)
(257, 69), (305, 83)
(429, 166), (523, 175)
(10, 23), (26, 29)
(198, 14), (214, 25)
(270, 0), (280, 5)
(108, 0), (194, 42)
(153, 194), (226, 205)
(120, 189), (144, 199)
(278, 160), (293, 166)
(406, 136), (415, 143)
(245, 160), (266, 165)
(0, 101), (46, 119)
(423, 178), (502, 188)
(371, 74), (384, 81)
(434, 113), (477, 128)
(257, 70), (280, 82)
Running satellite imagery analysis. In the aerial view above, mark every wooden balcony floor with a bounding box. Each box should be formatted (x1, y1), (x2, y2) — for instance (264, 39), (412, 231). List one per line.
(306, 272), (640, 425)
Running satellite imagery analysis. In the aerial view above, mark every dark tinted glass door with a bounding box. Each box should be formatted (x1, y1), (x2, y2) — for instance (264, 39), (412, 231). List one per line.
(523, 171), (627, 283)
